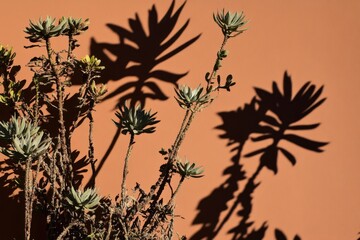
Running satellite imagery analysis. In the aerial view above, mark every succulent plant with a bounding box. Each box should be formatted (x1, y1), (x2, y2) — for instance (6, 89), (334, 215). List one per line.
(213, 10), (247, 37)
(176, 159), (204, 178)
(0, 79), (25, 105)
(65, 186), (101, 211)
(24, 16), (67, 42)
(88, 80), (107, 103)
(0, 116), (40, 140)
(78, 55), (105, 74)
(174, 85), (211, 110)
(2, 128), (51, 160)
(114, 103), (160, 135)
(0, 44), (16, 68)
(61, 17), (90, 36)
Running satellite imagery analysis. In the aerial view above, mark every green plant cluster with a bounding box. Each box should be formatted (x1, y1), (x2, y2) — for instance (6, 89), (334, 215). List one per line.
(0, 8), (247, 240)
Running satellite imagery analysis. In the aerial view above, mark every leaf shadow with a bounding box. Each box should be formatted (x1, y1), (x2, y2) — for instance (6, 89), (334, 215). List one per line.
(190, 71), (327, 239)
(84, 0), (200, 188)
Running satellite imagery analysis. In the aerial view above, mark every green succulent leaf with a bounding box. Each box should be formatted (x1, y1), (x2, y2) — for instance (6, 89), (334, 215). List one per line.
(65, 186), (101, 211)
(24, 16), (67, 42)
(174, 85), (211, 110)
(114, 102), (160, 135)
(213, 10), (248, 37)
(176, 159), (204, 178)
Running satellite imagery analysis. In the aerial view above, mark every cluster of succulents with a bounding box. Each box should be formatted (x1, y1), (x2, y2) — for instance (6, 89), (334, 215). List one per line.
(65, 186), (101, 211)
(24, 16), (90, 43)
(114, 103), (160, 135)
(0, 44), (16, 68)
(78, 55), (105, 74)
(24, 16), (67, 42)
(88, 80), (107, 103)
(60, 17), (89, 36)
(0, 116), (50, 160)
(0, 116), (40, 140)
(0, 81), (24, 105)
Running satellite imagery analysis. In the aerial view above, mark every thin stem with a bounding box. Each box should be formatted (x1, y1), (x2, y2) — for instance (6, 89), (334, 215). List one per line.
(143, 111), (196, 232)
(120, 134), (135, 211)
(69, 72), (93, 138)
(88, 100), (96, 186)
(142, 110), (190, 203)
(167, 176), (185, 206)
(45, 38), (70, 183)
(24, 156), (33, 240)
(28, 156), (43, 235)
(206, 35), (229, 90)
(105, 208), (114, 240)
(85, 127), (121, 189)
(172, 109), (190, 150)
(56, 221), (84, 240)
(33, 76), (40, 124)
(67, 34), (74, 61)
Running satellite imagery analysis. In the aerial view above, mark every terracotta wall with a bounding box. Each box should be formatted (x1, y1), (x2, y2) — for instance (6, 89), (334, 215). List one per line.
(1, 0), (359, 239)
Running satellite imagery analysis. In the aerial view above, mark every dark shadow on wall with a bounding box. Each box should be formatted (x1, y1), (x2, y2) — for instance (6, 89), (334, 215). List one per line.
(81, 0), (201, 188)
(81, 0), (200, 107)
(191, 71), (328, 240)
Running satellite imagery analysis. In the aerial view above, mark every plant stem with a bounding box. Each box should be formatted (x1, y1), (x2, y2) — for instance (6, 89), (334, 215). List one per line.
(105, 208), (114, 240)
(27, 155), (43, 236)
(167, 176), (185, 206)
(67, 34), (74, 61)
(45, 38), (71, 185)
(33, 76), (40, 124)
(207, 35), (229, 90)
(120, 133), (135, 211)
(24, 156), (33, 240)
(88, 100), (96, 186)
(172, 109), (190, 150)
(69, 71), (93, 138)
(142, 111), (196, 232)
(56, 221), (83, 240)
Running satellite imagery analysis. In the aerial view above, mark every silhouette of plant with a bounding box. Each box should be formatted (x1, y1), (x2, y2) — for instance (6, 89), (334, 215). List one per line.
(275, 228), (301, 240)
(191, 72), (327, 240)
(89, 0), (200, 107)
(247, 71), (327, 173)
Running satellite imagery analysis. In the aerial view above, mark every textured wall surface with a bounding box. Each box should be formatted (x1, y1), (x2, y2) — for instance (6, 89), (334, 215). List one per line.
(1, 1), (359, 239)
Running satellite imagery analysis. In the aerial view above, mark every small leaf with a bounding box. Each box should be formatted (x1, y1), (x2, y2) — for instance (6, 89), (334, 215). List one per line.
(275, 229), (287, 240)
(288, 123), (320, 130)
(284, 134), (328, 152)
(294, 235), (301, 240)
(278, 147), (296, 165)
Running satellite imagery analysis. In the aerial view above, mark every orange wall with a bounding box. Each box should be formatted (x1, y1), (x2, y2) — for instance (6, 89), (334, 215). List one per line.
(1, 0), (360, 239)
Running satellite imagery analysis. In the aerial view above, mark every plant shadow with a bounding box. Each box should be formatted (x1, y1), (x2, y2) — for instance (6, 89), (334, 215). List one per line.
(191, 71), (328, 240)
(75, 1), (201, 188)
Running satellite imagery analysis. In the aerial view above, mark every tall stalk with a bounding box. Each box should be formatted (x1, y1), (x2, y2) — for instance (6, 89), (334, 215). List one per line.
(143, 111), (196, 231)
(207, 35), (229, 89)
(24, 156), (33, 240)
(120, 133), (135, 211)
(45, 38), (71, 184)
(88, 100), (96, 186)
